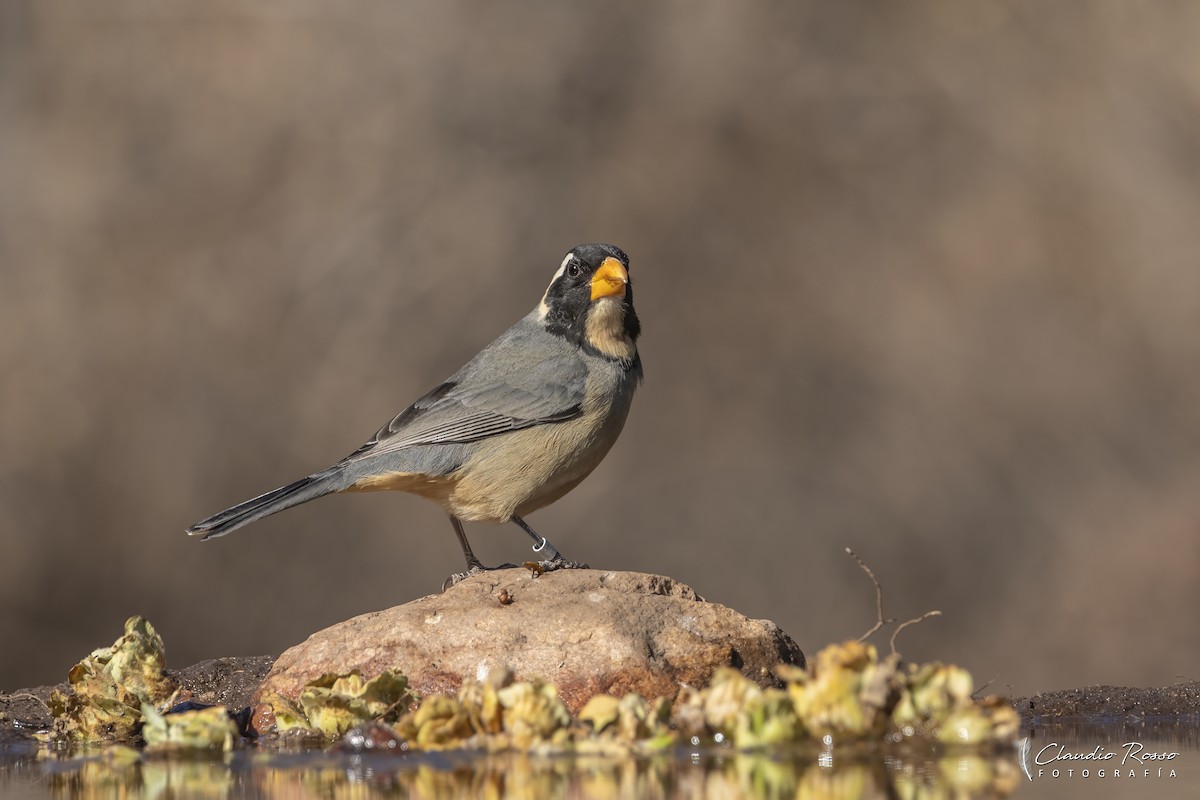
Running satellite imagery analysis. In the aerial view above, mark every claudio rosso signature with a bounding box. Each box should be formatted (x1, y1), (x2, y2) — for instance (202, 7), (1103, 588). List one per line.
(1022, 740), (1180, 779)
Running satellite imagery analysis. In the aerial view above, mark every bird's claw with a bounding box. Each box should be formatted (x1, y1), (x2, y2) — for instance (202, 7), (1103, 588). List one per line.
(442, 563), (521, 591)
(443, 556), (589, 590)
(522, 558), (590, 577)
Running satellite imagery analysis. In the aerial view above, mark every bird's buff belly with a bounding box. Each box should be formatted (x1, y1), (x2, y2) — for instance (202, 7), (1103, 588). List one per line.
(445, 409), (625, 522)
(342, 418), (619, 521)
(347, 370), (636, 523)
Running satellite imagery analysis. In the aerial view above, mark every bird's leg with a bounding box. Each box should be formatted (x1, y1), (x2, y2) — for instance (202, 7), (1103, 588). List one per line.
(450, 515), (486, 571)
(442, 516), (520, 590)
(511, 515), (589, 571)
(510, 515), (563, 561)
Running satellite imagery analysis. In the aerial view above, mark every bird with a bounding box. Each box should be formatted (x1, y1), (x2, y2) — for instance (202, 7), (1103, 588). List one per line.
(186, 243), (642, 582)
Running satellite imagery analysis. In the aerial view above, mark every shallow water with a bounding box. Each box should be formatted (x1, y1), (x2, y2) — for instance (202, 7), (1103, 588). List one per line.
(1, 718), (1197, 798)
(1016, 716), (1199, 799)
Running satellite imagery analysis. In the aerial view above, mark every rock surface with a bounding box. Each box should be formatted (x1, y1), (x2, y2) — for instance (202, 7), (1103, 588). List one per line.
(254, 569), (805, 714)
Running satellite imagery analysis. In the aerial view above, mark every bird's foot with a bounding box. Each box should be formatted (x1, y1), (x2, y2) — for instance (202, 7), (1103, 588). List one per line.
(442, 563), (520, 591)
(522, 557), (590, 577)
(442, 556), (590, 590)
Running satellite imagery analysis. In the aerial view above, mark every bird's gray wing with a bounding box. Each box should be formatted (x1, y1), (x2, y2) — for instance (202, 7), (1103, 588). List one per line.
(348, 320), (587, 459)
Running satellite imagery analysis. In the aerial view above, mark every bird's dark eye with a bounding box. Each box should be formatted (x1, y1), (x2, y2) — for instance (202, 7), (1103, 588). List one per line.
(566, 262), (581, 278)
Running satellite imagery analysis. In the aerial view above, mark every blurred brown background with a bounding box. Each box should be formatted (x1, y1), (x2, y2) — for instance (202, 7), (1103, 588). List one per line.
(2, 1), (1199, 696)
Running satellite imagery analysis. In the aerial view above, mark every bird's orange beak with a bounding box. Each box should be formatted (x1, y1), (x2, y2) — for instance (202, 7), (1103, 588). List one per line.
(590, 257), (629, 301)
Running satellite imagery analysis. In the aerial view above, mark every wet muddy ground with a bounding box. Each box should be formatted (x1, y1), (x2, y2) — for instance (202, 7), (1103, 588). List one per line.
(0, 655), (275, 743)
(1013, 681), (1200, 718)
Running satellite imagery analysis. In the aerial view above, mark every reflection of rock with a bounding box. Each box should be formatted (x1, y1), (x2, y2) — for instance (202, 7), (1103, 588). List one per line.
(255, 569), (804, 714)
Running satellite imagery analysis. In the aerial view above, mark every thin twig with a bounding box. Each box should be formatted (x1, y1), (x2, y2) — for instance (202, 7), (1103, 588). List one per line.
(0, 692), (53, 715)
(972, 674), (1000, 699)
(847, 547), (894, 642)
(889, 610), (942, 657)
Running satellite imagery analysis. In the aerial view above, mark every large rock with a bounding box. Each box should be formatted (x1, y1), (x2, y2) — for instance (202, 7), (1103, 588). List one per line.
(255, 569), (804, 714)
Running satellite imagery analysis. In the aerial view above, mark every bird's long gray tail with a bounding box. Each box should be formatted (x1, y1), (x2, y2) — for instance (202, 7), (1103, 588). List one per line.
(186, 468), (351, 540)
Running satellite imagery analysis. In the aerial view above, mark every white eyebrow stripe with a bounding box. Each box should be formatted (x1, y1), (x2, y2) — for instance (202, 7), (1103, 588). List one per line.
(538, 251), (575, 319)
(553, 252), (573, 281)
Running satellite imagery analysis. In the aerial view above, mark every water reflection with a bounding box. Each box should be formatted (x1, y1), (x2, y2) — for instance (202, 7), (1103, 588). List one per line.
(1022, 715), (1200, 752)
(7, 745), (1023, 799)
(7, 716), (1199, 797)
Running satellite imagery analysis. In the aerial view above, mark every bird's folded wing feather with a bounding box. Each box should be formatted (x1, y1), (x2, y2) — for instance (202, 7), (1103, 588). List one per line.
(349, 327), (587, 459)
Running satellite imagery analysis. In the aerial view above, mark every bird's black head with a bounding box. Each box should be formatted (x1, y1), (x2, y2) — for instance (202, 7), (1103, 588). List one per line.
(539, 243), (640, 364)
